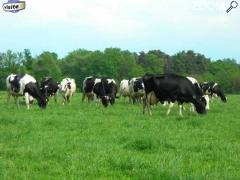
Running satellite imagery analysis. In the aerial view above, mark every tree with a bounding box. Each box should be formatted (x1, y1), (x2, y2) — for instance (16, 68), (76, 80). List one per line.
(32, 52), (62, 81)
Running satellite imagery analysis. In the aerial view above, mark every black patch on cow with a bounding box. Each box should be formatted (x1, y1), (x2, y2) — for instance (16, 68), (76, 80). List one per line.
(10, 74), (25, 93)
(133, 78), (144, 92)
(67, 82), (71, 89)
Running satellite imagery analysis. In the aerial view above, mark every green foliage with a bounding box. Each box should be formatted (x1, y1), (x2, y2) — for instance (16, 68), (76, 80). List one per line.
(0, 48), (239, 93)
(32, 51), (62, 81)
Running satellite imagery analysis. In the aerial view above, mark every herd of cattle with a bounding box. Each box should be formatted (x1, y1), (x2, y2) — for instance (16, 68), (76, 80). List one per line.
(6, 73), (227, 116)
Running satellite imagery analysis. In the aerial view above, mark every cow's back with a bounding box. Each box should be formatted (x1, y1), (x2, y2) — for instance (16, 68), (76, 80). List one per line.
(144, 74), (196, 100)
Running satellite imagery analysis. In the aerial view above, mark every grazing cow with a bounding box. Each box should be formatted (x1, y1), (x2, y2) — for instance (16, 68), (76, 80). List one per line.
(129, 77), (145, 103)
(200, 82), (227, 102)
(82, 76), (101, 102)
(104, 78), (118, 105)
(119, 80), (130, 99)
(59, 78), (76, 104)
(40, 77), (59, 102)
(142, 74), (207, 116)
(92, 77), (118, 107)
(6, 74), (48, 109)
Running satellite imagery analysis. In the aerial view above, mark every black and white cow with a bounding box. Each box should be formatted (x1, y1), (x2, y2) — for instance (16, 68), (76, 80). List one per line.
(142, 74), (207, 115)
(200, 82), (227, 102)
(129, 77), (145, 103)
(82, 76), (101, 102)
(59, 78), (76, 105)
(6, 74), (48, 109)
(82, 76), (118, 107)
(40, 77), (59, 102)
(104, 78), (118, 105)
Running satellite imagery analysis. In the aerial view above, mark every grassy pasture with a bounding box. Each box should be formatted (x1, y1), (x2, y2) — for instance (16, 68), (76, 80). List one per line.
(0, 92), (240, 179)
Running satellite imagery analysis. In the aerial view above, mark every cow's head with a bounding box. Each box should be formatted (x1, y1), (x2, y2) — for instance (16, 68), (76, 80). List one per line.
(212, 84), (227, 102)
(101, 96), (109, 107)
(59, 82), (71, 93)
(193, 96), (207, 114)
(37, 96), (48, 109)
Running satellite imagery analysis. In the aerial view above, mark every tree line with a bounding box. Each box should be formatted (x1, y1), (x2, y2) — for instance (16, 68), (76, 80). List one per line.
(0, 48), (239, 93)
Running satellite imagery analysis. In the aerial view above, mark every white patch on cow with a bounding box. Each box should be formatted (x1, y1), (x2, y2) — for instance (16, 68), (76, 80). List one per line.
(203, 95), (210, 110)
(213, 83), (218, 88)
(94, 78), (101, 85)
(187, 77), (198, 85)
(107, 79), (116, 84)
(18, 74), (37, 95)
(9, 74), (16, 82)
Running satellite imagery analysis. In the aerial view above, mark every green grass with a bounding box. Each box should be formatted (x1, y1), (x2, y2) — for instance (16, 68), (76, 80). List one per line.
(0, 92), (240, 179)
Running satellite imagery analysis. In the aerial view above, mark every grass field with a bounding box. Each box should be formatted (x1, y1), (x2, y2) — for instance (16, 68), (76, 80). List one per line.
(0, 92), (240, 179)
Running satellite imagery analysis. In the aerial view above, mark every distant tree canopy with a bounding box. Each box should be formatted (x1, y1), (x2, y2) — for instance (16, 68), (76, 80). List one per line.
(0, 48), (239, 93)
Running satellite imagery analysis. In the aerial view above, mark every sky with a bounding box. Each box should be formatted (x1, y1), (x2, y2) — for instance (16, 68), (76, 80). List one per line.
(0, 0), (239, 61)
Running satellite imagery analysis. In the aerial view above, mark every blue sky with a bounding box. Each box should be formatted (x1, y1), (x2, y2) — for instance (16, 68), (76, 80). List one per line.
(0, 0), (239, 61)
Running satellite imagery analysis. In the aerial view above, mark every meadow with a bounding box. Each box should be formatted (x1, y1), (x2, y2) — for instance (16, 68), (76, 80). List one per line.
(0, 92), (240, 179)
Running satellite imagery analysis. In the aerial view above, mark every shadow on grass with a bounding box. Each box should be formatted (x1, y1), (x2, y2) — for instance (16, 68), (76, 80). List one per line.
(108, 156), (180, 179)
(124, 136), (176, 153)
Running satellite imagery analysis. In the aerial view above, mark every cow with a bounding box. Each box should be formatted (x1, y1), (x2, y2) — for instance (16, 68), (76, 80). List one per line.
(129, 77), (145, 103)
(59, 78), (76, 105)
(92, 77), (118, 107)
(40, 77), (59, 102)
(200, 82), (227, 103)
(82, 76), (101, 102)
(104, 78), (118, 105)
(142, 74), (207, 116)
(119, 80), (130, 101)
(6, 74), (48, 109)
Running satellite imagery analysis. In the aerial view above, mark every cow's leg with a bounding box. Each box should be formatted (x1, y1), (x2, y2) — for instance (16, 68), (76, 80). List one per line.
(14, 96), (20, 109)
(179, 103), (183, 116)
(162, 101), (168, 107)
(87, 94), (94, 103)
(68, 93), (72, 104)
(7, 91), (11, 104)
(24, 93), (30, 110)
(62, 96), (66, 105)
(82, 93), (86, 102)
(93, 94), (100, 106)
(204, 95), (210, 110)
(166, 102), (174, 115)
(143, 96), (152, 115)
(143, 97), (149, 114)
(190, 103), (195, 112)
(54, 93), (57, 103)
